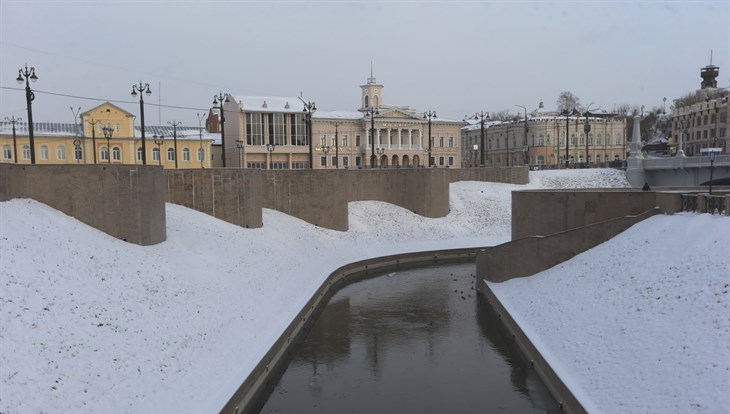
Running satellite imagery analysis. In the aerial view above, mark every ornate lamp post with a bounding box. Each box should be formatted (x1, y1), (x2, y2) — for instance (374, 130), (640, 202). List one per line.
(16, 64), (38, 164)
(299, 97), (317, 169)
(131, 82), (152, 164)
(4, 116), (20, 163)
(562, 109), (571, 168)
(376, 146), (384, 168)
(236, 138), (244, 168)
(365, 106), (379, 168)
(516, 105), (529, 166)
(213, 92), (229, 167)
(471, 144), (479, 167)
(423, 110), (436, 167)
(331, 121), (341, 168)
(73, 139), (82, 164)
(469, 111), (489, 166)
(102, 126), (113, 164)
(153, 134), (164, 166)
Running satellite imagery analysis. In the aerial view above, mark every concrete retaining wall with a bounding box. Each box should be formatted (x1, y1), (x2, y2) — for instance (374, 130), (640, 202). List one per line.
(165, 169), (263, 229)
(449, 166), (529, 184)
(481, 208), (660, 283)
(512, 189), (670, 240)
(0, 164), (166, 245)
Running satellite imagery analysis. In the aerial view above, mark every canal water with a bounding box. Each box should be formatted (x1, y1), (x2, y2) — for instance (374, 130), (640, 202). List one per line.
(259, 263), (560, 413)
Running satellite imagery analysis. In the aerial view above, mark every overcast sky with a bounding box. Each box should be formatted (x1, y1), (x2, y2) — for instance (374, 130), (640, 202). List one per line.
(1, 1), (728, 126)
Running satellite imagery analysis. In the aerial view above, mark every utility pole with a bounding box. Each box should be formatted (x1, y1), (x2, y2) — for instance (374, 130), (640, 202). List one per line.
(169, 120), (182, 168)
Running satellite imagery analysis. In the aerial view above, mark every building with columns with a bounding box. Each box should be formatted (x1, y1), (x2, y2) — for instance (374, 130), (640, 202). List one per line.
(219, 73), (464, 169)
(462, 103), (627, 168)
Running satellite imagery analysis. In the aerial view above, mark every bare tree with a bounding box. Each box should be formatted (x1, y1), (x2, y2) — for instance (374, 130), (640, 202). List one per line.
(490, 109), (518, 121)
(556, 91), (582, 113)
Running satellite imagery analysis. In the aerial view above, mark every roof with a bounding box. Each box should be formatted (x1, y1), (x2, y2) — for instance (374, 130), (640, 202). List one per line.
(313, 110), (364, 120)
(232, 95), (304, 114)
(0, 121), (217, 142)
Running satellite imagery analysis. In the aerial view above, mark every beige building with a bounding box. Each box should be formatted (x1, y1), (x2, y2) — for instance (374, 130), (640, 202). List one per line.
(219, 73), (464, 169)
(462, 103), (627, 168)
(1, 102), (216, 168)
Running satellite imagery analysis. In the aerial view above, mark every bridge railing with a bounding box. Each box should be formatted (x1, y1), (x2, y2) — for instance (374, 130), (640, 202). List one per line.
(681, 193), (729, 215)
(643, 155), (730, 170)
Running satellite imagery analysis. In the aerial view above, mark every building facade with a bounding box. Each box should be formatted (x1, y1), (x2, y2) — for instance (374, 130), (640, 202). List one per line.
(671, 64), (729, 156)
(219, 74), (464, 169)
(1, 102), (216, 168)
(462, 103), (627, 168)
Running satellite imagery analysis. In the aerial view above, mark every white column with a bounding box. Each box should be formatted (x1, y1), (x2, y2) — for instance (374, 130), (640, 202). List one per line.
(398, 129), (402, 150)
(409, 129), (413, 149)
(377, 129), (381, 148)
(387, 128), (392, 149)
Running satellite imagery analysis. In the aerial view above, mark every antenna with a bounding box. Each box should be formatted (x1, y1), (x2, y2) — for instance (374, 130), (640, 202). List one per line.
(710, 49), (713, 65)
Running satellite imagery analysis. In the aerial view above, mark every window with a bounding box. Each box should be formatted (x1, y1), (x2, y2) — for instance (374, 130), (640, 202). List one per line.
(439, 136), (444, 147)
(57, 145), (66, 161)
(270, 113), (286, 145)
(571, 134), (577, 145)
(703, 130), (708, 139)
(75, 146), (83, 161)
(40, 145), (49, 160)
(183, 148), (190, 161)
(291, 161), (308, 169)
(100, 146), (109, 161)
(343, 156), (349, 167)
(579, 134), (584, 145)
(112, 146), (121, 161)
(439, 156), (444, 166)
(247, 162), (265, 169)
(342, 134), (348, 147)
(597, 133), (602, 145)
(721, 112), (727, 123)
(289, 114), (306, 146)
(320, 134), (326, 147)
(615, 132), (621, 145)
(703, 115), (708, 125)
(2, 145), (12, 160)
(711, 114), (716, 124)
(270, 162), (289, 170)
(137, 147), (144, 162)
(320, 156), (327, 166)
(364, 95), (369, 108)
(588, 133), (593, 145)
(331, 156), (336, 166)
(115, 123), (120, 133)
(448, 136), (454, 147)
(355, 156), (361, 166)
(538, 134), (544, 145)
(152, 148), (160, 162)
(197, 148), (205, 162)
(167, 148), (175, 161)
(355, 135), (360, 147)
(247, 113), (264, 145)
(448, 156), (454, 166)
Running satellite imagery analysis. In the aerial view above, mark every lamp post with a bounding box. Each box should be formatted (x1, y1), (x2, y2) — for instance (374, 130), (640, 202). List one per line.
(472, 111), (489, 167)
(320, 144), (331, 169)
(153, 134), (164, 166)
(102, 126), (113, 164)
(197, 113), (205, 168)
(376, 146), (384, 168)
(167, 121), (181, 168)
(235, 138), (244, 168)
(213, 92), (229, 167)
(364, 106), (379, 168)
(562, 109), (571, 168)
(516, 105), (529, 166)
(582, 103), (598, 168)
(4, 116), (20, 163)
(331, 121), (341, 169)
(70, 106), (82, 163)
(423, 110), (436, 167)
(131, 82), (152, 165)
(298, 97), (316, 169)
(471, 144), (479, 167)
(16, 64), (38, 164)
(709, 149), (718, 194)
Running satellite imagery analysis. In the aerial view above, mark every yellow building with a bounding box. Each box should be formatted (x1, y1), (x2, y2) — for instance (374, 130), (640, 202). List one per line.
(1, 102), (216, 168)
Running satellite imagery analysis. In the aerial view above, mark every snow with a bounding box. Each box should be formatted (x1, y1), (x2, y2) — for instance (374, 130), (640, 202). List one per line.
(488, 213), (730, 413)
(0, 168), (726, 414)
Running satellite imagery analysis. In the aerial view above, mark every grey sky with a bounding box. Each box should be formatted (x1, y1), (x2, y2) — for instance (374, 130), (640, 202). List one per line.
(1, 1), (728, 126)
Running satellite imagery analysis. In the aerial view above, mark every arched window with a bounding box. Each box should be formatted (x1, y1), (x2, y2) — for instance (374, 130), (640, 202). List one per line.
(100, 146), (109, 161)
(183, 148), (190, 161)
(588, 133), (593, 145)
(40, 145), (49, 160)
(112, 146), (121, 161)
(538, 134), (544, 146)
(596, 133), (602, 145)
(579, 133), (584, 145)
(152, 148), (160, 162)
(2, 145), (12, 160)
(571, 134), (577, 146)
(373, 95), (379, 107)
(57, 145), (66, 161)
(197, 148), (205, 162)
(137, 147), (144, 162)
(615, 132), (622, 145)
(75, 145), (83, 161)
(364, 95), (369, 108)
(167, 148), (175, 161)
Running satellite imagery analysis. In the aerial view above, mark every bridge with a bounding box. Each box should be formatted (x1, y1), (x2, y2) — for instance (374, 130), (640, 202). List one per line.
(626, 154), (730, 188)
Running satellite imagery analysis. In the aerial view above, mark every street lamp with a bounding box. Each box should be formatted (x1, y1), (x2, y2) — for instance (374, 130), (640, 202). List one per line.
(131, 82), (152, 165)
(299, 97), (316, 169)
(16, 64), (38, 164)
(469, 111), (489, 167)
(471, 144), (479, 167)
(364, 106), (379, 168)
(153, 134), (164, 166)
(3, 116), (20, 163)
(102, 126), (113, 164)
(213, 92), (229, 167)
(236, 138), (244, 168)
(423, 110), (436, 167)
(331, 121), (341, 169)
(168, 121), (181, 169)
(582, 103), (599, 168)
(709, 148), (718, 194)
(516, 105), (529, 166)
(85, 119), (100, 164)
(376, 146), (384, 167)
(561, 109), (572, 168)
(196, 113), (205, 168)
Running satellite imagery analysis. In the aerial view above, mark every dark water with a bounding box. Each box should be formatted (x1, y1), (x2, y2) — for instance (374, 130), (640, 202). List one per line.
(260, 263), (559, 413)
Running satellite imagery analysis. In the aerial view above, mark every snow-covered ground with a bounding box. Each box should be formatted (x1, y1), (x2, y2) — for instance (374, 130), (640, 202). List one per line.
(0, 168), (726, 414)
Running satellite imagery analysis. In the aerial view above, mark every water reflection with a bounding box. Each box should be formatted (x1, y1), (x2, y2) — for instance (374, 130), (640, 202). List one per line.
(260, 264), (559, 413)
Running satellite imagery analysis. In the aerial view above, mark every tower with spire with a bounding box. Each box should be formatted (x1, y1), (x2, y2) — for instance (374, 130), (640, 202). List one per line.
(360, 61), (383, 112)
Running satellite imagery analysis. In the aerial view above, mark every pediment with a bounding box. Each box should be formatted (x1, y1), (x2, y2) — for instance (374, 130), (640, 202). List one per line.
(378, 108), (422, 121)
(80, 102), (135, 119)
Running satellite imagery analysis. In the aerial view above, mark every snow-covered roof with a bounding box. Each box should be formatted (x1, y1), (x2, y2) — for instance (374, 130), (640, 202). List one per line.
(232, 96), (303, 114)
(313, 110), (364, 120)
(0, 121), (80, 136)
(135, 126), (217, 142)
